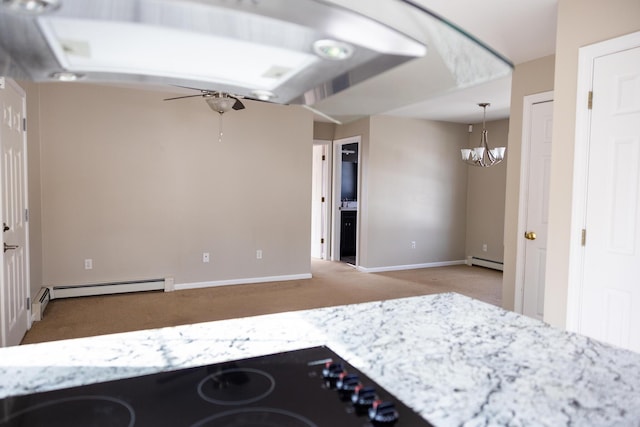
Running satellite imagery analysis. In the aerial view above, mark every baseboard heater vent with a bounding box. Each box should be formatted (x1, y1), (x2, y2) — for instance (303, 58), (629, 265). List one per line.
(467, 256), (504, 271)
(32, 287), (51, 321)
(51, 278), (168, 299)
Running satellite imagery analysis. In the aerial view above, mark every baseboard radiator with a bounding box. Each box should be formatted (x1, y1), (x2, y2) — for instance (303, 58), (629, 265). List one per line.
(467, 256), (504, 271)
(50, 278), (170, 299)
(32, 287), (51, 321)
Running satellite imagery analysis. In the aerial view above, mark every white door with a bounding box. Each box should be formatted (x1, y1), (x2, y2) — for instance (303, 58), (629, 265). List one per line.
(522, 100), (553, 320)
(311, 143), (329, 259)
(0, 77), (30, 347)
(577, 45), (640, 352)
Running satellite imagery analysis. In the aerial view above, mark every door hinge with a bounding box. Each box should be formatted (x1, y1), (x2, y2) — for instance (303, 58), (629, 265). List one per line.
(23, 117), (26, 132)
(27, 297), (31, 310)
(588, 91), (593, 110)
(581, 229), (587, 246)
(321, 238), (325, 244)
(24, 208), (29, 222)
(321, 196), (325, 202)
(322, 155), (326, 161)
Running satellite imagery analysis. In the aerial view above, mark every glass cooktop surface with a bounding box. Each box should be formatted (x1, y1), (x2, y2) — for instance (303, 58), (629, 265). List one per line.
(0, 346), (433, 426)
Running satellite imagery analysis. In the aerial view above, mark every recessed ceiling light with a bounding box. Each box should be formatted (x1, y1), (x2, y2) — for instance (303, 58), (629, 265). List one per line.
(49, 71), (83, 81)
(250, 90), (277, 101)
(312, 39), (354, 61)
(2, 0), (60, 14)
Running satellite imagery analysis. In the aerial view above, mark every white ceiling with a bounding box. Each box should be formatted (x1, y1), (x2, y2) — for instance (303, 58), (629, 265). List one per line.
(313, 0), (558, 124)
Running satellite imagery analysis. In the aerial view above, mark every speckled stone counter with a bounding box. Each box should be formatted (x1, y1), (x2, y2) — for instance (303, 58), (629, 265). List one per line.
(1, 293), (639, 426)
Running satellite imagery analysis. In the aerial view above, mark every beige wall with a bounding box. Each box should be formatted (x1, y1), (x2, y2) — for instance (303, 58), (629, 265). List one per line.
(313, 122), (336, 140)
(544, 0), (640, 327)
(365, 115), (468, 268)
(503, 55), (556, 311)
(35, 83), (313, 287)
(465, 118), (509, 264)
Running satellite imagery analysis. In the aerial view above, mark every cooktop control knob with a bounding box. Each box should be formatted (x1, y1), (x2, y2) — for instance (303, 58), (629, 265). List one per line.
(336, 373), (361, 397)
(351, 385), (377, 407)
(369, 400), (399, 424)
(322, 362), (345, 387)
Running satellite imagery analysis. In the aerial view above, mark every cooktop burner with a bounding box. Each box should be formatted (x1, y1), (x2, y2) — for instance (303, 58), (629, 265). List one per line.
(0, 346), (433, 426)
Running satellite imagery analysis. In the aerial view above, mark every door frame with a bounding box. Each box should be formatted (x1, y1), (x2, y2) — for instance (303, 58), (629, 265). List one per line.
(331, 135), (361, 264)
(514, 90), (554, 314)
(566, 30), (640, 332)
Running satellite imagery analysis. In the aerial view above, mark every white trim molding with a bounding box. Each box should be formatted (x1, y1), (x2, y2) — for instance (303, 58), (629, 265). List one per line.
(174, 273), (312, 291)
(357, 260), (466, 273)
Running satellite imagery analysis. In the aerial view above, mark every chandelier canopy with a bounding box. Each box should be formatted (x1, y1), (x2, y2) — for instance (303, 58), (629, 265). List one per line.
(461, 103), (506, 167)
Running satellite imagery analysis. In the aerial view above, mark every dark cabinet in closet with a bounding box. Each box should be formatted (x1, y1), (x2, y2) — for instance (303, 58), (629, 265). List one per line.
(340, 210), (357, 259)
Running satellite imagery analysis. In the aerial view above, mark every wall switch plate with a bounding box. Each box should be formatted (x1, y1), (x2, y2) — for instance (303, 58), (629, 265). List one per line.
(84, 259), (93, 270)
(202, 252), (210, 263)
(256, 249), (263, 259)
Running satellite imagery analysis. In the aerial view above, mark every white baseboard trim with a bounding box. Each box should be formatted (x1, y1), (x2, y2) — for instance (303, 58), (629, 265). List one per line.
(466, 256), (504, 271)
(174, 273), (312, 291)
(357, 260), (466, 273)
(51, 278), (168, 299)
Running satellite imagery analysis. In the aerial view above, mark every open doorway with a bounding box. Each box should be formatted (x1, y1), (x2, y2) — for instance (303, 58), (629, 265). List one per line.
(331, 136), (361, 266)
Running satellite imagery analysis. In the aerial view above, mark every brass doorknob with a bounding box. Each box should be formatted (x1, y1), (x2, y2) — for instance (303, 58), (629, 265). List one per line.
(524, 231), (537, 240)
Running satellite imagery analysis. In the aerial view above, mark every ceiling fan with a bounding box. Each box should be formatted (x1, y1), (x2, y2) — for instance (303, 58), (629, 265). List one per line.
(163, 90), (246, 115)
(164, 89), (257, 142)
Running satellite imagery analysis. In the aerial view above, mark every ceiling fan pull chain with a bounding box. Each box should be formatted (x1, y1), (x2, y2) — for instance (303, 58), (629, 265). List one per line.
(218, 113), (223, 143)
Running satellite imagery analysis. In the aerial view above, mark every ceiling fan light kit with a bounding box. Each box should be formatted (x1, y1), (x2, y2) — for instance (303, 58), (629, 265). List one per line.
(205, 95), (239, 115)
(461, 103), (506, 168)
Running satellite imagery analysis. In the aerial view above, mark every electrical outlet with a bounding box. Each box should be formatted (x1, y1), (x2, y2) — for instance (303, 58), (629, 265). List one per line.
(256, 249), (263, 259)
(411, 241), (416, 249)
(84, 259), (93, 270)
(202, 252), (210, 263)
(482, 244), (488, 252)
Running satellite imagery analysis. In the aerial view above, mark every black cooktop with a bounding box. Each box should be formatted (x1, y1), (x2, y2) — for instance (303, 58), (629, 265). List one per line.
(0, 346), (433, 426)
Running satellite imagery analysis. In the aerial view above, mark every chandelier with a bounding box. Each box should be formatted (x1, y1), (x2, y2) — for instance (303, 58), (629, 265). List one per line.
(461, 103), (506, 167)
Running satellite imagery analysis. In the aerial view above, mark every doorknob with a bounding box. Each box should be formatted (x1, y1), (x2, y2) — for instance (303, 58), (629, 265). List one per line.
(3, 243), (18, 253)
(524, 231), (537, 240)
(3, 223), (9, 232)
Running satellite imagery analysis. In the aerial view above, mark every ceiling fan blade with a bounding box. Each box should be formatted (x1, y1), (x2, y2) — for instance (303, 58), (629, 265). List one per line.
(172, 84), (206, 91)
(232, 98), (245, 110)
(163, 94), (206, 101)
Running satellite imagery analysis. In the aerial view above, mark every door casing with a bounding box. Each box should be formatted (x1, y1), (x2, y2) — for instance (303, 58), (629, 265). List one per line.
(331, 135), (361, 265)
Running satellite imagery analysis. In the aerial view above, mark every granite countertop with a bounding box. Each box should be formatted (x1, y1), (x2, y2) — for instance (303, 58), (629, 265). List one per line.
(1, 292), (639, 426)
